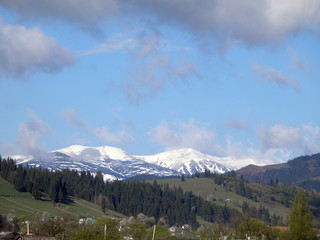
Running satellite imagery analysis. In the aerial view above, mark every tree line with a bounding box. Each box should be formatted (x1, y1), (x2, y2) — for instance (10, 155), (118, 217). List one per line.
(0, 156), (243, 227)
(0, 191), (317, 240)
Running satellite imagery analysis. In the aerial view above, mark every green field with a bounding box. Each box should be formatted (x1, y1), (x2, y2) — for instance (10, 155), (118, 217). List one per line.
(0, 177), (124, 219)
(152, 177), (290, 219)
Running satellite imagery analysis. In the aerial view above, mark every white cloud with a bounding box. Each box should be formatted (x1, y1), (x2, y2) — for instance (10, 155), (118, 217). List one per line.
(225, 135), (245, 159)
(0, 0), (118, 27)
(266, 0), (320, 35)
(124, 52), (200, 104)
(93, 127), (133, 145)
(149, 120), (224, 156)
(0, 110), (52, 158)
(62, 108), (89, 130)
(62, 108), (134, 145)
(148, 120), (320, 168)
(14, 110), (50, 156)
(301, 124), (320, 154)
(130, 32), (160, 59)
(78, 38), (137, 56)
(3, 0), (319, 49)
(259, 124), (303, 151)
(252, 63), (301, 92)
(258, 124), (320, 155)
(0, 18), (75, 79)
(225, 123), (320, 167)
(127, 0), (320, 48)
(78, 31), (199, 104)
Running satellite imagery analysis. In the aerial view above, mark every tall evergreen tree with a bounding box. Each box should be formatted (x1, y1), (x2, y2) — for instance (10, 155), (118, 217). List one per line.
(49, 176), (59, 202)
(288, 191), (313, 240)
(14, 165), (26, 192)
(101, 197), (107, 214)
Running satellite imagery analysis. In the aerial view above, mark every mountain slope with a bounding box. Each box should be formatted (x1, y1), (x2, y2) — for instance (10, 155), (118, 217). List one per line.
(136, 148), (232, 175)
(0, 176), (124, 219)
(237, 153), (320, 191)
(13, 145), (232, 181)
(15, 145), (179, 181)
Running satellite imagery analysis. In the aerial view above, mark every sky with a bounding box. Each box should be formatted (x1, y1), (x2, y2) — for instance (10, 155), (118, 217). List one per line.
(0, 0), (319, 166)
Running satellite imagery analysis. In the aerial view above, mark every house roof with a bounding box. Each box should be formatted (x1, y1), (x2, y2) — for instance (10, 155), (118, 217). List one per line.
(0, 232), (20, 240)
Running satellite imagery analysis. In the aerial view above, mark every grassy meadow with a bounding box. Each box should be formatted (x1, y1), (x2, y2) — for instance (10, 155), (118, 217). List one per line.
(152, 177), (290, 219)
(0, 177), (124, 219)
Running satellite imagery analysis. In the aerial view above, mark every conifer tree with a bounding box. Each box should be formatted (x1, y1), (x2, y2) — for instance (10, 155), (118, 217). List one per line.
(181, 174), (185, 182)
(101, 197), (107, 214)
(14, 165), (26, 192)
(288, 191), (313, 240)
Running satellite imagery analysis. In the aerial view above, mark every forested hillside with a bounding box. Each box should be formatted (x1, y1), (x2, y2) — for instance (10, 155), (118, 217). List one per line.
(238, 153), (320, 191)
(0, 156), (241, 227)
(2, 154), (319, 229)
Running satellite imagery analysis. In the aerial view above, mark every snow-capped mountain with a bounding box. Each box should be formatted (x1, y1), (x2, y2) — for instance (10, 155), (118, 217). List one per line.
(14, 145), (178, 181)
(136, 148), (232, 175)
(13, 145), (233, 181)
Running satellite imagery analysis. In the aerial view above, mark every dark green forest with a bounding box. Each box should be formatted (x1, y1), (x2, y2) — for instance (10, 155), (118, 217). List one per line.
(2, 155), (319, 229)
(238, 153), (320, 191)
(0, 156), (244, 227)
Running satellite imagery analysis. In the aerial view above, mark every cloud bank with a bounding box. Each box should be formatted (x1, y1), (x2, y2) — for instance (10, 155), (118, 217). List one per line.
(150, 120), (320, 166)
(0, 18), (75, 79)
(127, 0), (320, 48)
(0, 110), (51, 158)
(62, 108), (133, 145)
(259, 124), (320, 154)
(1, 0), (320, 48)
(0, 0), (118, 27)
(149, 120), (224, 156)
(81, 30), (200, 104)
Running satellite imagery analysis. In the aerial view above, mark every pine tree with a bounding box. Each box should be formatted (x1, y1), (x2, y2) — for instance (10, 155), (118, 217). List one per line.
(181, 174), (185, 182)
(263, 209), (270, 223)
(101, 197), (107, 214)
(288, 191), (313, 240)
(14, 165), (26, 192)
(58, 188), (64, 203)
(32, 183), (42, 200)
(49, 177), (59, 202)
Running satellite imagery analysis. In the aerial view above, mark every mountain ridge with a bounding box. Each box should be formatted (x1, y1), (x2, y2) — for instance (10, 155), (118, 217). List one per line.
(12, 145), (233, 181)
(237, 153), (320, 191)
(136, 148), (233, 174)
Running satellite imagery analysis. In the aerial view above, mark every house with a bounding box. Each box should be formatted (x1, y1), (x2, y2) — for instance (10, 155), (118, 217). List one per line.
(78, 217), (94, 225)
(78, 218), (86, 224)
(118, 225), (124, 232)
(182, 224), (192, 231)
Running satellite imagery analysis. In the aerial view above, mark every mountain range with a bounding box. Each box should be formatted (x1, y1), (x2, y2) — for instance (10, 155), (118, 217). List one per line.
(9, 145), (320, 191)
(13, 145), (235, 181)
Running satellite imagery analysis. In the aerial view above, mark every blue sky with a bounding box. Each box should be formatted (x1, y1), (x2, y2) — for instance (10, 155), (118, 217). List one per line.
(0, 0), (319, 166)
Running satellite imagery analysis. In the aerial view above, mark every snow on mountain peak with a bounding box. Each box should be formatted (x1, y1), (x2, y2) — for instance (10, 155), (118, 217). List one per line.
(135, 148), (232, 175)
(13, 145), (236, 181)
(55, 144), (133, 161)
